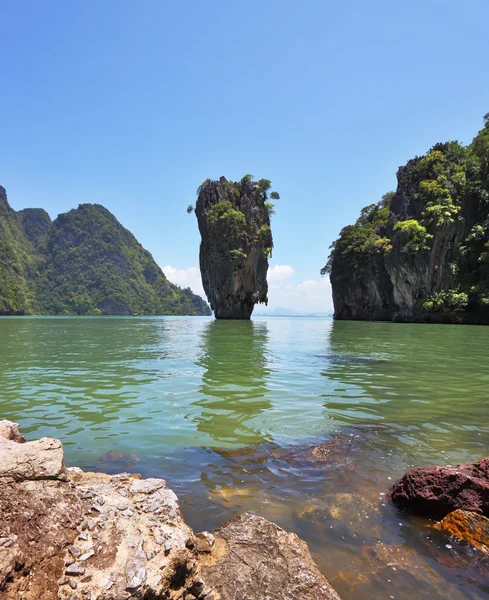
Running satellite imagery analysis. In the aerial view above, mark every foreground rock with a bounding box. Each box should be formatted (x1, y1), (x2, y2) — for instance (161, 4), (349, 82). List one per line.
(195, 176), (276, 319)
(200, 513), (341, 600)
(391, 457), (489, 519)
(434, 509), (489, 553)
(0, 421), (339, 599)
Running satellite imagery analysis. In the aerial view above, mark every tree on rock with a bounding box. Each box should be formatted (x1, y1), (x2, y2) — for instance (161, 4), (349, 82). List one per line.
(193, 176), (278, 319)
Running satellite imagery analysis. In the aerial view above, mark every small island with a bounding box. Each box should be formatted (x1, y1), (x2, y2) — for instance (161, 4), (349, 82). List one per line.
(192, 175), (278, 319)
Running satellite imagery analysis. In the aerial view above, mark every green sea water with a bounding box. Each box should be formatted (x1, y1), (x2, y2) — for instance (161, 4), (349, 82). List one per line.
(1, 316), (488, 598)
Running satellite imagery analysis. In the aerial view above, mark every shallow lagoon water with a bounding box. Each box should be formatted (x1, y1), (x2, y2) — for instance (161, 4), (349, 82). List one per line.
(1, 316), (489, 598)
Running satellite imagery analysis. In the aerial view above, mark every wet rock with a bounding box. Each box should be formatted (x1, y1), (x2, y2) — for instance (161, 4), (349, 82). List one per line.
(276, 431), (358, 468)
(316, 354), (386, 365)
(324, 490), (381, 538)
(210, 486), (259, 505)
(391, 457), (489, 519)
(434, 509), (489, 553)
(201, 512), (341, 599)
(310, 435), (356, 462)
(335, 541), (456, 599)
(99, 450), (139, 467)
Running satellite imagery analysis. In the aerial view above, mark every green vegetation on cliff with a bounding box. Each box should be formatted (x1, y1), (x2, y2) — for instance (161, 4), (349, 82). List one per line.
(0, 187), (41, 314)
(0, 187), (210, 316)
(196, 175), (279, 263)
(194, 175), (276, 319)
(324, 115), (489, 323)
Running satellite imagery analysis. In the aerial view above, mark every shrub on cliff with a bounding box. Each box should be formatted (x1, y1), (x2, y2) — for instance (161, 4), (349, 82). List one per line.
(194, 175), (277, 319)
(323, 114), (489, 323)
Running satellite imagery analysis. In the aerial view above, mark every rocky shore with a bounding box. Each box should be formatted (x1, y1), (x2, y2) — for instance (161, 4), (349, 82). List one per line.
(391, 456), (489, 554)
(0, 421), (340, 600)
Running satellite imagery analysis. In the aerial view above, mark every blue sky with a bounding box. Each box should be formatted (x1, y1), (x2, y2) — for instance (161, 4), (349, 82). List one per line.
(1, 1), (488, 312)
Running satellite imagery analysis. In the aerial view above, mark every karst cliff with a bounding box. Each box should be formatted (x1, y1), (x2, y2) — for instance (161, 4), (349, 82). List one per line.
(324, 115), (489, 324)
(195, 175), (277, 319)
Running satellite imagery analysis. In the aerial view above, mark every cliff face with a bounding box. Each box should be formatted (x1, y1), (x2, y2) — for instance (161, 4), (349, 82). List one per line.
(0, 187), (211, 316)
(195, 176), (275, 319)
(326, 117), (489, 324)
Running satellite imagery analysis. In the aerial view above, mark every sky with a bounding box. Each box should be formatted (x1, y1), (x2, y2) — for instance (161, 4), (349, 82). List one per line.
(1, 1), (489, 313)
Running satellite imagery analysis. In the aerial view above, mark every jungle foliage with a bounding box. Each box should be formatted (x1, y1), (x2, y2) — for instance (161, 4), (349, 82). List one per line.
(0, 190), (210, 316)
(322, 115), (489, 314)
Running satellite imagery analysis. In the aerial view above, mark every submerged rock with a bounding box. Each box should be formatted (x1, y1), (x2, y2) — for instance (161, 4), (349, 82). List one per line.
(201, 512), (341, 600)
(0, 420), (340, 599)
(99, 450), (140, 468)
(315, 354), (386, 364)
(195, 176), (276, 319)
(434, 509), (489, 553)
(391, 457), (489, 519)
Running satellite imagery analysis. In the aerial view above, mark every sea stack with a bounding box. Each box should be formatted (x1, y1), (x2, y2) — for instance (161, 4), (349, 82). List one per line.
(195, 175), (277, 319)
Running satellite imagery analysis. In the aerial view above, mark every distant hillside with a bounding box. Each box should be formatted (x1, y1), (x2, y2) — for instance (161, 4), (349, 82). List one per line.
(0, 186), (40, 314)
(0, 186), (211, 316)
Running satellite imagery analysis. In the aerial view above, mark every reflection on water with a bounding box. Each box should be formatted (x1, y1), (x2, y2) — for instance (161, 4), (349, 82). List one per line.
(322, 321), (489, 464)
(195, 320), (271, 445)
(1, 316), (489, 599)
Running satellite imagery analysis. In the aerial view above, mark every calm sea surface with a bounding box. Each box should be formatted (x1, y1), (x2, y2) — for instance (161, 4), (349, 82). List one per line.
(1, 316), (489, 598)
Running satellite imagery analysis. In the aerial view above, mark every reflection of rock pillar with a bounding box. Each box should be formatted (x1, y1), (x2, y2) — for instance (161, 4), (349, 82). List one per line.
(195, 320), (271, 445)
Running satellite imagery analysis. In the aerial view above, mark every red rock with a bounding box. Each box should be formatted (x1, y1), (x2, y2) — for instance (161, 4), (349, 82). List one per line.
(391, 457), (489, 519)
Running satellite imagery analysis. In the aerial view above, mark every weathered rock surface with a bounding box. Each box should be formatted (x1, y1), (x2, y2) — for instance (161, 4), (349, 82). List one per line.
(391, 457), (489, 519)
(434, 509), (489, 553)
(0, 420), (26, 444)
(200, 513), (341, 600)
(0, 421), (340, 599)
(195, 176), (274, 319)
(0, 436), (67, 481)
